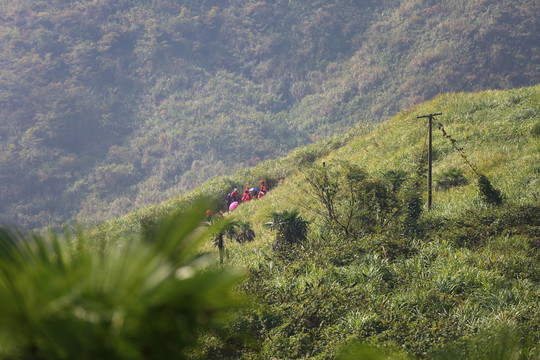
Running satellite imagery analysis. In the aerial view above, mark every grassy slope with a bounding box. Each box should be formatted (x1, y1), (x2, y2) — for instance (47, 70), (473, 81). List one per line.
(91, 85), (540, 358)
(226, 84), (540, 244)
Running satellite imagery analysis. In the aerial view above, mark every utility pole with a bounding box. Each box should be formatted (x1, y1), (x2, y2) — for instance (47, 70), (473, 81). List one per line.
(417, 113), (442, 210)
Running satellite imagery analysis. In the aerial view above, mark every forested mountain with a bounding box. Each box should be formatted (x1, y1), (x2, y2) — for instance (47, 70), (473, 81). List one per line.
(0, 0), (538, 229)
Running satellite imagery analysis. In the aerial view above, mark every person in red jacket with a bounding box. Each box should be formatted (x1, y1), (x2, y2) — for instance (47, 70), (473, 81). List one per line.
(242, 187), (251, 202)
(231, 188), (239, 202)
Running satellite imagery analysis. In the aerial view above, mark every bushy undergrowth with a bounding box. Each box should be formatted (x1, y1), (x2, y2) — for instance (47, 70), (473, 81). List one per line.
(209, 198), (539, 359)
(188, 86), (540, 359)
(9, 86), (538, 359)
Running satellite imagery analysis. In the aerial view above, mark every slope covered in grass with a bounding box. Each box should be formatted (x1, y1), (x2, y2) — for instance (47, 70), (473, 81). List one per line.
(212, 85), (540, 359)
(83, 85), (540, 359)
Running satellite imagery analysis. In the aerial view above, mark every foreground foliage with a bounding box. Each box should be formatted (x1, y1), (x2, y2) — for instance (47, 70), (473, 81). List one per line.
(0, 202), (239, 359)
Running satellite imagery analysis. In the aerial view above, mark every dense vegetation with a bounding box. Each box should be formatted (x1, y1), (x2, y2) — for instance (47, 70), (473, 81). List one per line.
(177, 85), (540, 358)
(0, 201), (242, 359)
(1, 0), (538, 229)
(1, 85), (531, 359)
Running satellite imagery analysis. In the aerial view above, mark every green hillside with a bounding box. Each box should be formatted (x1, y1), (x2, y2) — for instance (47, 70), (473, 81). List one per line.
(92, 85), (540, 241)
(63, 85), (539, 359)
(1, 0), (538, 229)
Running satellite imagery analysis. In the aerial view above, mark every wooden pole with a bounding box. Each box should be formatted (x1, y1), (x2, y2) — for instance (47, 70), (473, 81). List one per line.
(428, 115), (433, 210)
(417, 113), (442, 210)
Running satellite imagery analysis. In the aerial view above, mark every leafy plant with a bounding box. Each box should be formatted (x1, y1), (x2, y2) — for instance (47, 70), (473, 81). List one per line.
(0, 202), (240, 359)
(303, 162), (402, 239)
(398, 183), (425, 238)
(264, 209), (309, 251)
(209, 217), (238, 264)
(435, 167), (468, 190)
(235, 220), (256, 244)
(532, 122), (540, 137)
(477, 174), (503, 205)
(382, 169), (408, 191)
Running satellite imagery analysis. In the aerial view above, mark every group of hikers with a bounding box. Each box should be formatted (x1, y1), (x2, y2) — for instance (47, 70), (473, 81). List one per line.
(206, 179), (281, 221)
(226, 179), (267, 210)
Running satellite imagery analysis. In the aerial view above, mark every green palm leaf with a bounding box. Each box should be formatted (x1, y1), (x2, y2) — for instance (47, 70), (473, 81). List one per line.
(0, 201), (241, 359)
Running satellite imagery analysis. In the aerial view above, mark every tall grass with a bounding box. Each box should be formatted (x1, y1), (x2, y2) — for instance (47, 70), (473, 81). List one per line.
(75, 85), (540, 359)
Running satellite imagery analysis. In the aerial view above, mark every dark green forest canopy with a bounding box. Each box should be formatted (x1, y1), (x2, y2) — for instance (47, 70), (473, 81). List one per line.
(0, 0), (538, 229)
